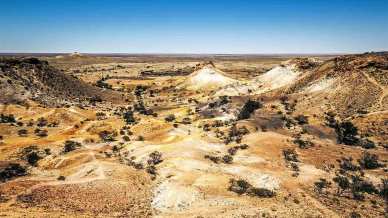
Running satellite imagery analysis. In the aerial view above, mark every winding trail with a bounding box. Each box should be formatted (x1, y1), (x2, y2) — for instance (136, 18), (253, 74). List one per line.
(362, 72), (387, 109)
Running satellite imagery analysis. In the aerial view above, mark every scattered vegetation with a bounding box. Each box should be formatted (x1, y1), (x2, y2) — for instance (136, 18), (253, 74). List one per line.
(0, 114), (16, 123)
(293, 136), (313, 149)
(229, 179), (275, 198)
(224, 124), (249, 144)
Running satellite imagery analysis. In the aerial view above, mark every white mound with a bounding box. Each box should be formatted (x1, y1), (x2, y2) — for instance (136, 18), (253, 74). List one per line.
(215, 65), (301, 96)
(255, 65), (300, 90)
(182, 66), (237, 90)
(152, 180), (204, 212)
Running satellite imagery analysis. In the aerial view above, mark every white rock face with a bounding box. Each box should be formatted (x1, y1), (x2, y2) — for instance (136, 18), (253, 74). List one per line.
(255, 65), (300, 90)
(182, 66), (237, 90)
(152, 180), (204, 212)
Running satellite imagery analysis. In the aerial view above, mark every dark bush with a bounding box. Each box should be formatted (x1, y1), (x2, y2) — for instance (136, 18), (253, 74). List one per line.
(0, 114), (16, 123)
(99, 130), (116, 142)
(359, 138), (376, 149)
(247, 187), (275, 198)
(26, 152), (41, 166)
(123, 110), (136, 124)
(63, 140), (81, 153)
(358, 152), (382, 169)
(146, 165), (157, 175)
(44, 148), (51, 155)
(181, 117), (191, 124)
(333, 175), (350, 194)
(349, 212), (361, 218)
(229, 179), (250, 195)
(335, 121), (359, 145)
(36, 117), (48, 127)
(225, 124), (249, 144)
(148, 151), (163, 166)
(325, 112), (338, 128)
(122, 135), (130, 141)
(34, 129), (48, 137)
(237, 100), (263, 120)
(137, 135), (144, 141)
(293, 137), (313, 149)
(203, 123), (211, 131)
(227, 147), (238, 155)
(222, 155), (233, 164)
(351, 175), (378, 195)
(165, 114), (176, 122)
(57, 175), (66, 181)
(0, 163), (27, 182)
(18, 129), (28, 137)
(283, 149), (299, 162)
(204, 155), (221, 164)
(379, 179), (388, 200)
(229, 179), (275, 198)
(294, 115), (309, 125)
(314, 178), (331, 193)
(95, 79), (112, 89)
(239, 144), (249, 149)
(339, 157), (360, 171)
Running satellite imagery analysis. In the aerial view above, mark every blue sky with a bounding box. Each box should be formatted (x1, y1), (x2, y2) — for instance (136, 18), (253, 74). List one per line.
(1, 0), (387, 53)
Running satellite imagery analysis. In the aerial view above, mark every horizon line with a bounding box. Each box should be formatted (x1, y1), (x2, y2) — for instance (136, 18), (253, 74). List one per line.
(0, 51), (371, 57)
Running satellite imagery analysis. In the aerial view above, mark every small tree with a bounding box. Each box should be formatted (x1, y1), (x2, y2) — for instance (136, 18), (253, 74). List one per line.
(358, 152), (382, 169)
(333, 175), (350, 195)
